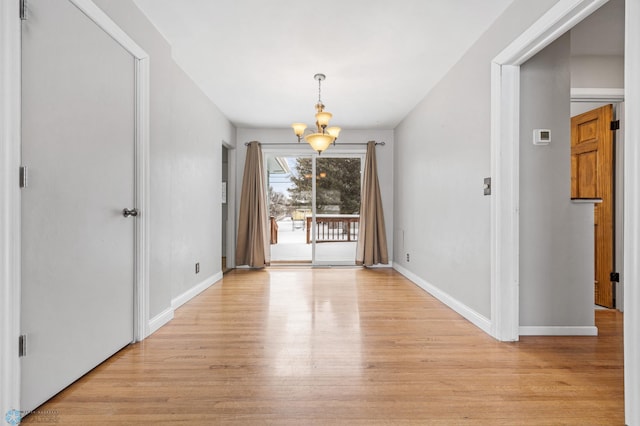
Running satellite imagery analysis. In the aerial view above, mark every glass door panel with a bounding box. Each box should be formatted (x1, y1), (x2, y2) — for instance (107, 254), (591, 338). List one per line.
(267, 154), (312, 263)
(314, 156), (362, 265)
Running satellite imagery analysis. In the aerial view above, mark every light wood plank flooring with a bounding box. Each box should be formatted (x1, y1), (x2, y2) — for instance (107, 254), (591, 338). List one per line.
(23, 268), (624, 425)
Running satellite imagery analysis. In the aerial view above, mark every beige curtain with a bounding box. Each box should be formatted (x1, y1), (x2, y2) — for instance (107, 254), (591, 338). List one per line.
(356, 141), (389, 266)
(236, 141), (270, 267)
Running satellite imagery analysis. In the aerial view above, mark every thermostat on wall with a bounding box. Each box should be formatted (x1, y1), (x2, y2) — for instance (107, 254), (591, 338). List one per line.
(533, 129), (551, 145)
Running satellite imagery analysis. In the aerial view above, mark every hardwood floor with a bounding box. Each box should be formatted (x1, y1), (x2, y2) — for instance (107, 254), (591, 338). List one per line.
(23, 268), (624, 425)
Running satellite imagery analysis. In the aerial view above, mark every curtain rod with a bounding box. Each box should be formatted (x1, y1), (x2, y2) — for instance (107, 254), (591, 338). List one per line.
(244, 141), (385, 147)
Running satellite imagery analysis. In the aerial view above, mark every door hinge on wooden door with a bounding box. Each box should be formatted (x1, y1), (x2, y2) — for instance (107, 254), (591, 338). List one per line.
(610, 120), (620, 131)
(19, 165), (28, 188)
(18, 334), (27, 357)
(610, 272), (620, 282)
(20, 0), (27, 20)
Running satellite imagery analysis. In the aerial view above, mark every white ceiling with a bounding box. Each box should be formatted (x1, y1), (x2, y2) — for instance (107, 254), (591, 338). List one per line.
(132, 0), (517, 129)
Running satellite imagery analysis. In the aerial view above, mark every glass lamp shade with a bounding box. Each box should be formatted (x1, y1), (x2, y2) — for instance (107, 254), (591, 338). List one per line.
(315, 111), (332, 128)
(326, 126), (341, 139)
(305, 133), (335, 154)
(291, 123), (307, 137)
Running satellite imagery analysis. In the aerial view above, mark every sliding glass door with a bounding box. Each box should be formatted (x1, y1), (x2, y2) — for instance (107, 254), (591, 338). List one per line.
(314, 156), (362, 265)
(267, 155), (312, 263)
(266, 152), (363, 265)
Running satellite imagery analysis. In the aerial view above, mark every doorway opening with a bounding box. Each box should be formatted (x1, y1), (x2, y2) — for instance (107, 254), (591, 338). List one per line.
(266, 153), (363, 265)
(222, 145), (232, 273)
(570, 100), (624, 310)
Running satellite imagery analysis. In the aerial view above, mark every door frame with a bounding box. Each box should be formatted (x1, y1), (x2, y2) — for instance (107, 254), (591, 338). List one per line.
(490, 0), (639, 423)
(0, 0), (150, 416)
(570, 93), (625, 310)
(222, 142), (237, 271)
(263, 148), (366, 266)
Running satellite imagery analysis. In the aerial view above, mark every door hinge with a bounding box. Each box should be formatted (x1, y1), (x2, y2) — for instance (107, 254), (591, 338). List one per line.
(610, 120), (620, 131)
(18, 334), (27, 357)
(19, 0), (27, 20)
(610, 272), (620, 282)
(19, 166), (28, 188)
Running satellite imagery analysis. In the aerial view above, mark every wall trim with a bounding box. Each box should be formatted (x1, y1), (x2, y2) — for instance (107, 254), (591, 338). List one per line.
(623, 0), (640, 422)
(393, 264), (491, 335)
(148, 307), (175, 336)
(70, 0), (147, 58)
(67, 0), (151, 342)
(172, 272), (223, 311)
(365, 263), (393, 269)
(571, 87), (624, 101)
(519, 326), (598, 336)
(490, 0), (609, 343)
(148, 272), (225, 336)
(0, 0), (22, 419)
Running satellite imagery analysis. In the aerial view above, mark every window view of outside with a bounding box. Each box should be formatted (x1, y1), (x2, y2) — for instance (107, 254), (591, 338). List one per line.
(267, 155), (361, 264)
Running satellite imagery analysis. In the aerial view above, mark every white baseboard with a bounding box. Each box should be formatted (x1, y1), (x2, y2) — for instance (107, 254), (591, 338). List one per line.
(393, 264), (492, 335)
(365, 261), (393, 268)
(146, 272), (224, 338)
(519, 326), (598, 336)
(171, 272), (223, 310)
(147, 306), (174, 337)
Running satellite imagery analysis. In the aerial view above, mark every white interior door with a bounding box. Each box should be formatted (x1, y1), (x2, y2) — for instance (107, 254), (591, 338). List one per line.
(21, 0), (135, 411)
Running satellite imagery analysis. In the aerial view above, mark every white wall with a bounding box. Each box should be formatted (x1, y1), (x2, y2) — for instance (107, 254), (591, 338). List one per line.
(94, 0), (235, 318)
(571, 55), (624, 88)
(393, 0), (559, 320)
(235, 128), (394, 264)
(519, 33), (594, 330)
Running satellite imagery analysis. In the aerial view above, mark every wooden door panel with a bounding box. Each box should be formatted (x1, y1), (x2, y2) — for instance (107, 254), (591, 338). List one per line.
(575, 152), (598, 198)
(570, 104), (614, 307)
(577, 118), (598, 143)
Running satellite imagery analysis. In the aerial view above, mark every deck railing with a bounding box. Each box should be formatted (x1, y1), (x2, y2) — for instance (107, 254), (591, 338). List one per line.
(306, 214), (359, 244)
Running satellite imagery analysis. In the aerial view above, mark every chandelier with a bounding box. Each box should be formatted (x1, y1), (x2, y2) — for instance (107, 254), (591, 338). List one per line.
(291, 73), (341, 154)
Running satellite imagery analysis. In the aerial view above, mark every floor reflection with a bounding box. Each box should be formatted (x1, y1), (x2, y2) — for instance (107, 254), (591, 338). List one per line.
(266, 269), (363, 378)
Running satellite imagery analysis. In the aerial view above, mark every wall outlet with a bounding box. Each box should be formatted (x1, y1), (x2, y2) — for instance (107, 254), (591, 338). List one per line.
(195, 262), (200, 274)
(406, 253), (410, 262)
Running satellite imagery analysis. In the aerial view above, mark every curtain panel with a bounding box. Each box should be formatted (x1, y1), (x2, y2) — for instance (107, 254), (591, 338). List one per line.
(356, 141), (389, 266)
(236, 141), (270, 267)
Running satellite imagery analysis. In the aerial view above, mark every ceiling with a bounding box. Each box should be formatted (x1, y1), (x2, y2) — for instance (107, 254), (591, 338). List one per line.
(132, 0), (625, 130)
(132, 0), (518, 129)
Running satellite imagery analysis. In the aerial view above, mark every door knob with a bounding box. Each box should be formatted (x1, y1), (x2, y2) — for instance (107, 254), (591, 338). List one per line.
(122, 208), (138, 218)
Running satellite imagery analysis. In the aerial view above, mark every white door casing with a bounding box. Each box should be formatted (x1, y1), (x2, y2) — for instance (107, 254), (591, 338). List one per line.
(490, 0), (609, 340)
(491, 0), (640, 424)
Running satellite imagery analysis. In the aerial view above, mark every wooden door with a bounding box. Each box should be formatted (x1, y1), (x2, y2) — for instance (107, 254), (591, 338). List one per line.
(21, 0), (135, 412)
(571, 104), (614, 308)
